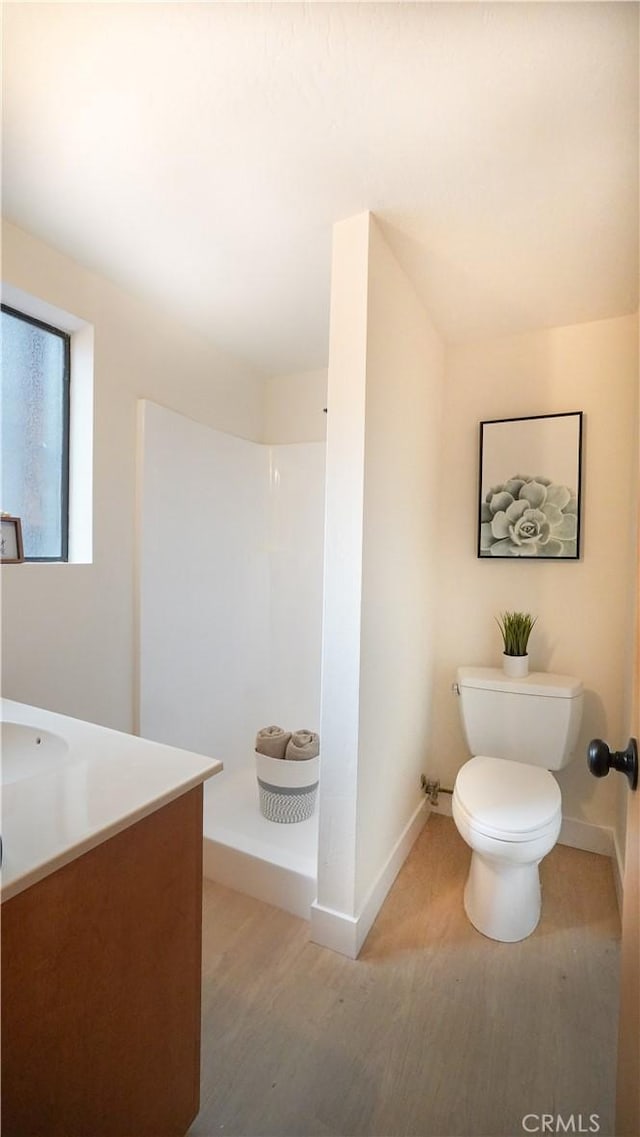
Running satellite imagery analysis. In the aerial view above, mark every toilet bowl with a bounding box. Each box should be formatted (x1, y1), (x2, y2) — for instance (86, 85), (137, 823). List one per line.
(452, 755), (562, 941)
(453, 668), (583, 942)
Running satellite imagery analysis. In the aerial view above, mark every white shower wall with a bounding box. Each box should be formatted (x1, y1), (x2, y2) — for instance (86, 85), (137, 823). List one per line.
(137, 401), (325, 777)
(267, 443), (326, 731)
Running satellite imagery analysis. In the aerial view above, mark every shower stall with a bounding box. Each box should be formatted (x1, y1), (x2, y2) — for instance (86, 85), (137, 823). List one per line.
(137, 400), (325, 918)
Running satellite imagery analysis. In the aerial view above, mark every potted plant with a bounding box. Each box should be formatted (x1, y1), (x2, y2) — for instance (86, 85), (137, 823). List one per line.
(496, 611), (536, 678)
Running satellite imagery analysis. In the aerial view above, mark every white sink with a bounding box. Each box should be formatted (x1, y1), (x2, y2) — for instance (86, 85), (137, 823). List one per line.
(1, 721), (71, 784)
(1, 697), (222, 902)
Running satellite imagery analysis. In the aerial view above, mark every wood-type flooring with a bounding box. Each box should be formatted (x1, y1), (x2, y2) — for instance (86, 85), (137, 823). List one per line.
(189, 815), (620, 1137)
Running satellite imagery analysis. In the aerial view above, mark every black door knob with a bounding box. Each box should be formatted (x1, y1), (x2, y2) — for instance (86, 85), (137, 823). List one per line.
(587, 738), (638, 790)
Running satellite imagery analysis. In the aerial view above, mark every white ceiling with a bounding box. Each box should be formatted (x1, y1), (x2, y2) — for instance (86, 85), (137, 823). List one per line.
(3, 2), (638, 376)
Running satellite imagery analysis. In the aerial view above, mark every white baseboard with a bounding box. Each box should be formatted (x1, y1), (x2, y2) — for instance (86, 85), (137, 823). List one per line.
(310, 798), (428, 959)
(309, 901), (360, 958)
(558, 816), (614, 857)
(355, 798), (428, 952)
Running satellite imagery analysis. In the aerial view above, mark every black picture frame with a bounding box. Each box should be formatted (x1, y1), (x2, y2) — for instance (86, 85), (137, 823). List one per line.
(478, 412), (583, 560)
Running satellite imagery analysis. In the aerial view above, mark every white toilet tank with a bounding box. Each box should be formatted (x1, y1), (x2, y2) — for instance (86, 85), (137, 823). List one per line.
(457, 667), (583, 770)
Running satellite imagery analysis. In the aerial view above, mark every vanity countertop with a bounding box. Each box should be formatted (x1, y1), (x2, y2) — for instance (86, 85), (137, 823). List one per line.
(1, 699), (223, 902)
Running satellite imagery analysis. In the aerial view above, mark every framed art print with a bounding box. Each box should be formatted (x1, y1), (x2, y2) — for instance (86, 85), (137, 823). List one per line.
(478, 412), (583, 559)
(0, 515), (25, 563)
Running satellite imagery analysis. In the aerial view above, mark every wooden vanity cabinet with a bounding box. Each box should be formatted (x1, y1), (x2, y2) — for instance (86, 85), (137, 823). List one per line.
(1, 785), (204, 1137)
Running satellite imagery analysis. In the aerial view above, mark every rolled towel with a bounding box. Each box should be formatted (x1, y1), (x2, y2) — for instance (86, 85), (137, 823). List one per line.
(255, 725), (291, 760)
(286, 729), (320, 761)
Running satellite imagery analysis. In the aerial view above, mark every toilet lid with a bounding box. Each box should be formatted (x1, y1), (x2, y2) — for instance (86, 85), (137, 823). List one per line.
(455, 755), (561, 839)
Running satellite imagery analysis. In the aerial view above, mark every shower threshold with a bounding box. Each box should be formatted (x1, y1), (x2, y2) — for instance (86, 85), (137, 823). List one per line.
(202, 766), (318, 919)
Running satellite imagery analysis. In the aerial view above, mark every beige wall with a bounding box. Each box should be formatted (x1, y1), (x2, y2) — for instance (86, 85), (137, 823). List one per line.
(313, 213), (446, 954)
(429, 314), (638, 838)
(313, 212), (370, 935)
(3, 217), (636, 870)
(263, 368), (327, 444)
(355, 217), (445, 910)
(1, 220), (266, 730)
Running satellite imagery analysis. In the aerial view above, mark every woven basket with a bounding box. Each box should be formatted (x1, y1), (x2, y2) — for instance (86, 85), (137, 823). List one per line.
(255, 752), (319, 824)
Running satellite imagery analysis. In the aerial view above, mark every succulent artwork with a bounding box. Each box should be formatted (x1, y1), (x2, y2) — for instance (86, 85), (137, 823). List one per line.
(480, 475), (578, 558)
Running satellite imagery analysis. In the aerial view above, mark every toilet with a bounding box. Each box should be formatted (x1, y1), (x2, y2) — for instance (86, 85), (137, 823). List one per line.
(452, 666), (583, 942)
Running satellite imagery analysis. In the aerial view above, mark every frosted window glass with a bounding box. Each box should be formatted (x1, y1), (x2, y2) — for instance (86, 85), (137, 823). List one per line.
(1, 308), (69, 559)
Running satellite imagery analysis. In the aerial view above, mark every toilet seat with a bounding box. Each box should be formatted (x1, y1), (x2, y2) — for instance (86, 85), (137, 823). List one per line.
(453, 795), (561, 856)
(454, 755), (561, 842)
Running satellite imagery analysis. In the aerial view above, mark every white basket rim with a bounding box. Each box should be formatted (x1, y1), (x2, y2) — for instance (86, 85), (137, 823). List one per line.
(255, 750), (320, 789)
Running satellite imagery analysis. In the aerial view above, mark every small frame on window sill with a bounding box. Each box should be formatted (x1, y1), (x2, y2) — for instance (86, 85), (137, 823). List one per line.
(478, 412), (583, 560)
(1, 516), (25, 563)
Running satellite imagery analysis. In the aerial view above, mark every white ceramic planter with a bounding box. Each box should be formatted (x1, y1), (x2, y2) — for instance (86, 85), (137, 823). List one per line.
(502, 653), (529, 679)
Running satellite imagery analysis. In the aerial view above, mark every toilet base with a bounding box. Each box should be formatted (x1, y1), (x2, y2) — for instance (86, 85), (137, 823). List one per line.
(464, 851), (542, 942)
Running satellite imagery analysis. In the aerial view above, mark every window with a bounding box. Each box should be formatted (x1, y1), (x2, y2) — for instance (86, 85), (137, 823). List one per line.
(1, 304), (71, 561)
